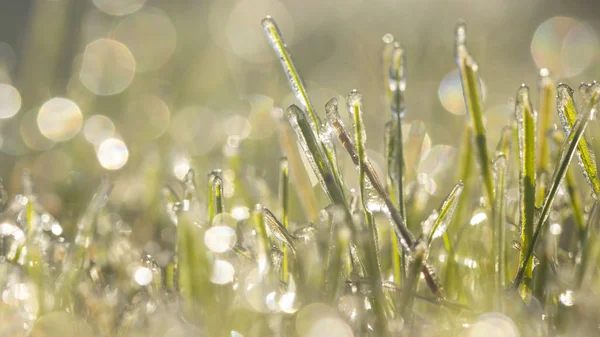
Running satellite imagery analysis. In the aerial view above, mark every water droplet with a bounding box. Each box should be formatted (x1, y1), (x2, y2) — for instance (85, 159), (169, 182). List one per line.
(37, 98), (83, 142)
(96, 138), (129, 170)
(470, 210), (487, 226)
(559, 289), (575, 306)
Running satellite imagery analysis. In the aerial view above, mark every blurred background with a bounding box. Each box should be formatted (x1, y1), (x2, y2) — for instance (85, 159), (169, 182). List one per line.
(0, 0), (598, 234)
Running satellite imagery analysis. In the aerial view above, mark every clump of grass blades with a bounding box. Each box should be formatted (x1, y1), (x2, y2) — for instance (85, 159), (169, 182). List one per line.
(3, 15), (600, 337)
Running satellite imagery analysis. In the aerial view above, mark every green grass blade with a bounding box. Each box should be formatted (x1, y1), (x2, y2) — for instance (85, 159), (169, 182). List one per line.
(387, 42), (409, 285)
(253, 205), (271, 274)
(389, 43), (408, 222)
(425, 181), (464, 246)
(385, 122), (404, 285)
(537, 69), (555, 175)
(261, 17), (320, 134)
(206, 170), (219, 222)
(212, 173), (224, 216)
(263, 207), (296, 255)
(515, 85), (537, 288)
(279, 157), (291, 283)
(557, 83), (600, 198)
(400, 242), (426, 321)
(514, 84), (598, 287)
(492, 153), (508, 308)
(348, 90), (389, 337)
(381, 33), (395, 108)
(325, 97), (444, 298)
(454, 21), (495, 206)
(287, 104), (346, 206)
(494, 126), (512, 298)
(263, 17), (347, 206)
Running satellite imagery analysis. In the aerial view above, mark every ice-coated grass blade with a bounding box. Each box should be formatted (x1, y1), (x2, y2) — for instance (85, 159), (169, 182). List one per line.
(388, 43), (408, 225)
(348, 90), (389, 337)
(537, 69), (555, 175)
(386, 42), (409, 285)
(400, 242), (426, 321)
(514, 83), (598, 287)
(385, 122), (404, 284)
(325, 97), (444, 298)
(424, 181), (464, 247)
(444, 125), (474, 299)
(557, 83), (600, 198)
(263, 207), (296, 255)
(253, 205), (271, 274)
(382, 33), (395, 108)
(58, 177), (113, 305)
(276, 113), (319, 220)
(552, 132), (585, 236)
(325, 207), (352, 304)
(578, 201), (598, 287)
(494, 127), (512, 302)
(206, 170), (219, 222)
(261, 17), (320, 133)
(515, 85), (537, 288)
(212, 173), (225, 216)
(279, 157), (291, 283)
(287, 104), (347, 206)
(454, 21), (495, 206)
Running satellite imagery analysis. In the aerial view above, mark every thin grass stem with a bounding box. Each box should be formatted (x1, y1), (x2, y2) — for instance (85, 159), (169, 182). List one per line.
(515, 85), (537, 291)
(454, 21), (495, 206)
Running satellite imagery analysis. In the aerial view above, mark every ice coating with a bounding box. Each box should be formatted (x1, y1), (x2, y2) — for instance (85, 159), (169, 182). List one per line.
(388, 43), (407, 119)
(261, 17), (320, 136)
(287, 105), (333, 201)
(263, 207), (296, 255)
(430, 181), (464, 241)
(557, 83), (600, 198)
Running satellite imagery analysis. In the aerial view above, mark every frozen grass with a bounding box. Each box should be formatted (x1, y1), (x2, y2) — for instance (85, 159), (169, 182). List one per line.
(2, 15), (600, 337)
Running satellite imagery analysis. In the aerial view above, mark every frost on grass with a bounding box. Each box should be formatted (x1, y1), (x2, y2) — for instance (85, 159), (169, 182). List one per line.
(2, 15), (600, 337)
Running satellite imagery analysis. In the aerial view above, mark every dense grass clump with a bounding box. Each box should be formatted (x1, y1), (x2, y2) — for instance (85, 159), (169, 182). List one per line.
(2, 15), (600, 337)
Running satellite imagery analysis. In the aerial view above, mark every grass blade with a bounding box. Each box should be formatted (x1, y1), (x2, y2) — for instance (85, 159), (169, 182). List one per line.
(537, 69), (555, 175)
(454, 21), (495, 206)
(261, 17), (320, 133)
(387, 42), (409, 285)
(514, 83), (598, 287)
(424, 181), (464, 247)
(287, 104), (346, 206)
(515, 85), (537, 290)
(348, 90), (389, 337)
(325, 96), (444, 298)
(557, 83), (600, 198)
(279, 157), (291, 283)
(263, 207), (296, 255)
(494, 127), (512, 301)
